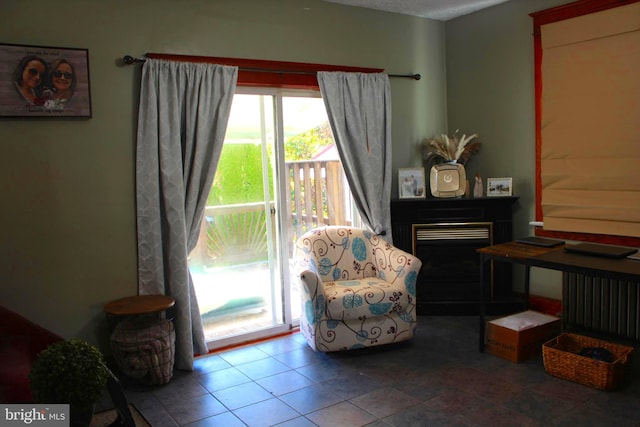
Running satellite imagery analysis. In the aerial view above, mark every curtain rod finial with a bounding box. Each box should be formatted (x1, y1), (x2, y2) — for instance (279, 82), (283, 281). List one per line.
(389, 73), (421, 80)
(123, 55), (145, 65)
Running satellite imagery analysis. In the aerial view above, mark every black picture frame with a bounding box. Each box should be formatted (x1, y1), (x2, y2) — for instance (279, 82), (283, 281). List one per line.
(0, 43), (91, 118)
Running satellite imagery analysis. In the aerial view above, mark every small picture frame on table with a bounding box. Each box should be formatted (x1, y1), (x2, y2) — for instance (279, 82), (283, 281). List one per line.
(399, 167), (426, 199)
(0, 43), (91, 118)
(487, 177), (513, 196)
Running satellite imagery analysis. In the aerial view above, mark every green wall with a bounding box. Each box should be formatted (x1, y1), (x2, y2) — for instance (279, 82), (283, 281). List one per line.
(446, 0), (572, 299)
(0, 0), (446, 348)
(1, 0), (579, 348)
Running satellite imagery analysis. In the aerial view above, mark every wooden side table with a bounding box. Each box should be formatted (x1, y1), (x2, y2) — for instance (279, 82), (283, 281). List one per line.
(104, 295), (175, 332)
(104, 295), (175, 317)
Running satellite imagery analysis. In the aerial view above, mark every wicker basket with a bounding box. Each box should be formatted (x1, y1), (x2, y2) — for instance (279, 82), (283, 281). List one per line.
(543, 333), (634, 391)
(111, 316), (175, 385)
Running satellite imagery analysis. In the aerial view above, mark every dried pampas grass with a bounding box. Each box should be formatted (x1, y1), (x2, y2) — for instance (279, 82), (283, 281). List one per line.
(422, 132), (481, 165)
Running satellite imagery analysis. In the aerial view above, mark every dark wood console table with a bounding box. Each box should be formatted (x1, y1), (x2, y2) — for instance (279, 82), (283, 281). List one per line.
(391, 197), (519, 315)
(477, 241), (640, 351)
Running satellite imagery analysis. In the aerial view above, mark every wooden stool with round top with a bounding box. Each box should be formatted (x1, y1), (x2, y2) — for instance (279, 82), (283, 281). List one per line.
(103, 295), (175, 318)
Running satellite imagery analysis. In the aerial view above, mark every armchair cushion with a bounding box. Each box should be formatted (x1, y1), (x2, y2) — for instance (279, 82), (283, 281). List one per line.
(324, 278), (411, 320)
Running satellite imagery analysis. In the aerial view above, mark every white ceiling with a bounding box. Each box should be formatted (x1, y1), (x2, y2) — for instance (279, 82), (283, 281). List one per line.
(323, 0), (512, 21)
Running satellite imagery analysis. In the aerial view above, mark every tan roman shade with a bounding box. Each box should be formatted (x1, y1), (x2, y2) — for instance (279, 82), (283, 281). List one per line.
(539, 2), (640, 238)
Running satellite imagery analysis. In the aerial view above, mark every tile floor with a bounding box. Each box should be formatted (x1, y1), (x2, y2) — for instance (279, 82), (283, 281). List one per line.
(100, 316), (640, 427)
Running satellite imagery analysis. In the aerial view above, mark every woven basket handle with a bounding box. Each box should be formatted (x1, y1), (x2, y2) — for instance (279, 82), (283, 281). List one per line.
(546, 335), (559, 347)
(615, 353), (629, 365)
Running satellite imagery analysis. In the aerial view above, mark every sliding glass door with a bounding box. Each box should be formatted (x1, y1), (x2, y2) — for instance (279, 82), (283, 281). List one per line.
(189, 89), (359, 350)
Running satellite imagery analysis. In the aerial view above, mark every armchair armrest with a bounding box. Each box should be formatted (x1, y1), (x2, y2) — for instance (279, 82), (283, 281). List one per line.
(293, 250), (324, 295)
(298, 269), (325, 299)
(297, 269), (326, 326)
(370, 237), (422, 292)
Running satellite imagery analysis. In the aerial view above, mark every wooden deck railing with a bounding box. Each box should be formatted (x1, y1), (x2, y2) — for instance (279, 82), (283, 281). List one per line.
(190, 160), (351, 268)
(286, 160), (348, 240)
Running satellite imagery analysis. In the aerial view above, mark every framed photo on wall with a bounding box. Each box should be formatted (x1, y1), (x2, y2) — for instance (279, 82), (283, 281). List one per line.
(0, 43), (91, 118)
(487, 177), (513, 197)
(398, 167), (426, 199)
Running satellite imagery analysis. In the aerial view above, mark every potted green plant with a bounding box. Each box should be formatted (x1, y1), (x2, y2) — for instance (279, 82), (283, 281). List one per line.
(29, 338), (111, 427)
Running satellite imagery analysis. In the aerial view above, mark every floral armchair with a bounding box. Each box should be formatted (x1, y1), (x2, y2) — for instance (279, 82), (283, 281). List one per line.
(294, 226), (422, 352)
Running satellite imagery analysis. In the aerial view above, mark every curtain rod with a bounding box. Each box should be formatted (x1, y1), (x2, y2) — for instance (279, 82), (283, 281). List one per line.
(121, 55), (421, 80)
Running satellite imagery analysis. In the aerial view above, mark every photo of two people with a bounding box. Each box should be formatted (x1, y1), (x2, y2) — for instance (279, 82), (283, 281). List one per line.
(0, 43), (91, 117)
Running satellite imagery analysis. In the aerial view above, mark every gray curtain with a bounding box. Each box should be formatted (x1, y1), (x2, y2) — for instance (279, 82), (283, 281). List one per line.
(136, 59), (237, 370)
(317, 71), (393, 240)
